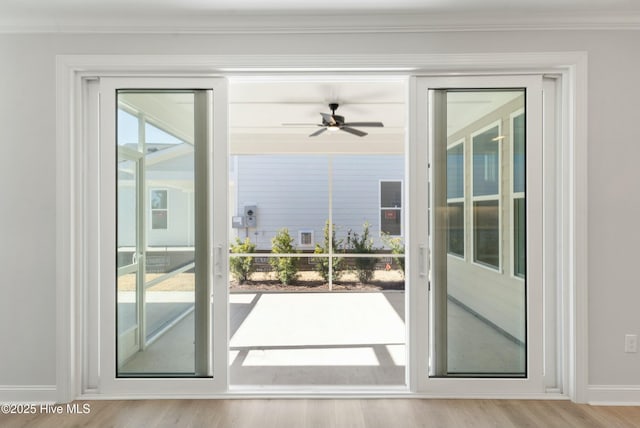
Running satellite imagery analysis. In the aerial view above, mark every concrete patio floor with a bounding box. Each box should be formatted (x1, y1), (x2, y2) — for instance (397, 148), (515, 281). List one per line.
(230, 291), (406, 386)
(120, 291), (524, 384)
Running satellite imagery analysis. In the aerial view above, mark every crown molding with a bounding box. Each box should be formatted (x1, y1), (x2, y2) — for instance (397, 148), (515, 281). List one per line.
(2, 11), (640, 34)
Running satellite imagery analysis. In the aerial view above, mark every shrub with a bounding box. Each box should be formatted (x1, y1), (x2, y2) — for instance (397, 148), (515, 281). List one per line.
(229, 237), (256, 284)
(314, 220), (345, 283)
(270, 228), (299, 285)
(345, 222), (377, 284)
(382, 233), (405, 277)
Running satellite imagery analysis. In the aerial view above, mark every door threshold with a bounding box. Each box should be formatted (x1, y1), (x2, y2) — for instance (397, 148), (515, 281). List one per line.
(227, 384), (410, 397)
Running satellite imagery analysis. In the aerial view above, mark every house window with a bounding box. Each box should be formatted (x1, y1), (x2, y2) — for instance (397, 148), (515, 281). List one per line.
(473, 125), (500, 196)
(380, 181), (402, 236)
(151, 189), (168, 230)
(299, 230), (314, 247)
(472, 124), (501, 269)
(474, 200), (500, 268)
(447, 141), (464, 257)
(512, 112), (526, 277)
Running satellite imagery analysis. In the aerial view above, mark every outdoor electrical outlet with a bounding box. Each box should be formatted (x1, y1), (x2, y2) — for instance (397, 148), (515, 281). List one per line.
(625, 334), (638, 353)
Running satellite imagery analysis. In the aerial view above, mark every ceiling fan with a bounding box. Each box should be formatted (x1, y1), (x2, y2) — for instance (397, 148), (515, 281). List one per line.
(285, 103), (384, 137)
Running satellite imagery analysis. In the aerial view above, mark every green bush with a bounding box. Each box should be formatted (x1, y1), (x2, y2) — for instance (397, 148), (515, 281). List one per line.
(270, 228), (299, 285)
(346, 222), (377, 284)
(382, 233), (405, 277)
(229, 238), (256, 284)
(313, 220), (345, 283)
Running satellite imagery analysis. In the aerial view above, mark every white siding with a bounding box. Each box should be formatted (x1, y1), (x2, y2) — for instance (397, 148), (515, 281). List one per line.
(333, 156), (404, 247)
(234, 154), (404, 250)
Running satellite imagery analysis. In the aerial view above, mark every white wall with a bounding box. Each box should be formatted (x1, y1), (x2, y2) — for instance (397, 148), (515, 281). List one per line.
(1, 30), (639, 394)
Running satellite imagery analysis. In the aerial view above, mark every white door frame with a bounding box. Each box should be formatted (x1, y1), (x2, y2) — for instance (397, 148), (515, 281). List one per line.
(104, 77), (228, 395)
(410, 75), (546, 395)
(55, 52), (587, 402)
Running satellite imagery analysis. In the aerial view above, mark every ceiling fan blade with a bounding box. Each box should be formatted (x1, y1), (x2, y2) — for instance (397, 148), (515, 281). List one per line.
(309, 128), (328, 137)
(342, 122), (384, 127)
(320, 112), (336, 126)
(340, 127), (367, 137)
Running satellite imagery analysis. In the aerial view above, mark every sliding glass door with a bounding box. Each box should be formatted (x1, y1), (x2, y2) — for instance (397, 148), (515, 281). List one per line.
(100, 77), (228, 393)
(95, 73), (554, 395)
(411, 76), (548, 393)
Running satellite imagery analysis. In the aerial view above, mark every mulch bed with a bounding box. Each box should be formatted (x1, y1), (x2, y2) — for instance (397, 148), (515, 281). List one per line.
(230, 279), (405, 292)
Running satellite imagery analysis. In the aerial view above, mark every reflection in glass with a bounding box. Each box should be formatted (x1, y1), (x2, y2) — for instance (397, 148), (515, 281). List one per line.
(447, 144), (464, 199)
(117, 159), (136, 268)
(447, 202), (464, 257)
(117, 273), (137, 335)
(433, 89), (526, 377)
(473, 200), (500, 269)
(117, 109), (139, 148)
(116, 91), (203, 376)
(472, 126), (500, 197)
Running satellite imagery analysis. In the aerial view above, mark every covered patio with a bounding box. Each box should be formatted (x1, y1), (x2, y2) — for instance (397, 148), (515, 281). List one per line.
(120, 290), (524, 385)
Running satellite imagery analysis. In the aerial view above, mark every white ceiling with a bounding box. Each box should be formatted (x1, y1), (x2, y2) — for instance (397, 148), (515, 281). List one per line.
(229, 78), (406, 151)
(229, 78), (405, 136)
(2, 0), (640, 31)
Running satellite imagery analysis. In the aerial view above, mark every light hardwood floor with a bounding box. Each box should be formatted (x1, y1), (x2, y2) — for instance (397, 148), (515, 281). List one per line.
(1, 399), (639, 428)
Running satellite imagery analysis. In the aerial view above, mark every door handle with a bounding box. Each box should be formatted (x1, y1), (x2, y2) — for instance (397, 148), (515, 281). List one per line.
(214, 244), (223, 278)
(419, 245), (427, 278)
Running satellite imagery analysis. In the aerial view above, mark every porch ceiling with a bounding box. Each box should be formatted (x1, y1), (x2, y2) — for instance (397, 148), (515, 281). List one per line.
(119, 80), (524, 155)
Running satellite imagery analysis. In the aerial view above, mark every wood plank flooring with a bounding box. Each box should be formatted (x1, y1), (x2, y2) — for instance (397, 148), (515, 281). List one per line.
(1, 399), (639, 428)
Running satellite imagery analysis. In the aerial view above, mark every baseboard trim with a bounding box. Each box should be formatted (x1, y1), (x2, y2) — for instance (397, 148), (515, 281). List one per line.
(588, 385), (640, 405)
(0, 385), (57, 403)
(78, 391), (569, 401)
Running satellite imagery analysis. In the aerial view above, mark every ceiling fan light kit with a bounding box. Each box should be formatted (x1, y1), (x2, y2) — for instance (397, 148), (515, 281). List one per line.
(287, 103), (384, 137)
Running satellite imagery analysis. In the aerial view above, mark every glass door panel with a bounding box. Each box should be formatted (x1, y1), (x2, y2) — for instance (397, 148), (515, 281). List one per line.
(430, 89), (527, 377)
(116, 90), (209, 376)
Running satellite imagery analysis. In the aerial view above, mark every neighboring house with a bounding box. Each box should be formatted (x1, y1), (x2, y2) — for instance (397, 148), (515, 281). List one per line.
(230, 154), (404, 251)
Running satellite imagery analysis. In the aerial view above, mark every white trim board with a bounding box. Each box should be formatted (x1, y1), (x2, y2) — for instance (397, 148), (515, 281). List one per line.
(0, 385), (57, 403)
(588, 385), (640, 406)
(56, 52), (585, 74)
(56, 52), (587, 403)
